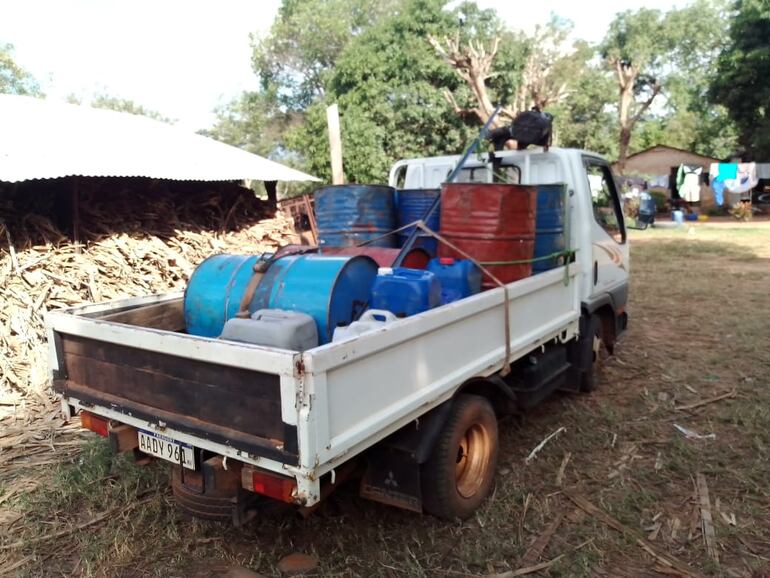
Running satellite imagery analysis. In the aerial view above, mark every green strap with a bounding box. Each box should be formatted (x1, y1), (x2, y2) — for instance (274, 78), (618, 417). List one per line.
(479, 249), (577, 267)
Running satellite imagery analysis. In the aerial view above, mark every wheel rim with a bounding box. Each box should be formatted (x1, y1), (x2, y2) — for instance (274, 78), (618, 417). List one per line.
(454, 422), (492, 498)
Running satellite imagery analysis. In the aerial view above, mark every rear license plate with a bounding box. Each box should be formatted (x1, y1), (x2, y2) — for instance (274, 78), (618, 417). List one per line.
(138, 430), (196, 470)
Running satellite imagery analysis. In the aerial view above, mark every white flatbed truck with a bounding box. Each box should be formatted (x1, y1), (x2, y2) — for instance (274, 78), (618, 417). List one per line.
(46, 147), (629, 522)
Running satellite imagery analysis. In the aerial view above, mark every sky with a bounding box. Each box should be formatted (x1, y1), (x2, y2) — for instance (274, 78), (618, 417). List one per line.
(0, 0), (681, 133)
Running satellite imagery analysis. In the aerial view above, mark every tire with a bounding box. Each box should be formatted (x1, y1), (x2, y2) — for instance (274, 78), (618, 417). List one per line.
(579, 314), (603, 393)
(171, 466), (234, 521)
(421, 394), (499, 520)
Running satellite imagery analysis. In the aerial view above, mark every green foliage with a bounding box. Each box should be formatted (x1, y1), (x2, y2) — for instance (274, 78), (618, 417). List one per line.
(253, 0), (398, 110)
(601, 1), (737, 164)
(89, 94), (174, 124)
(203, 89), (292, 157)
(550, 63), (617, 157)
(288, 0), (484, 183)
(710, 0), (770, 159)
(0, 42), (40, 96)
(600, 8), (673, 73)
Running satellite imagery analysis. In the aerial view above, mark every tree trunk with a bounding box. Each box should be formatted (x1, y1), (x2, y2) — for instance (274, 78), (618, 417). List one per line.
(617, 127), (632, 173)
(264, 180), (278, 212)
(615, 60), (637, 174)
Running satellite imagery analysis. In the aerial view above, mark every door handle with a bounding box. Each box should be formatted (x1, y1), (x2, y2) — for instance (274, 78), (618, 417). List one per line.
(593, 261), (598, 285)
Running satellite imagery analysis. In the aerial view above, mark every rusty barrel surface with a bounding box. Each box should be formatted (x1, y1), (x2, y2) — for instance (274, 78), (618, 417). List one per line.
(322, 246), (430, 269)
(314, 184), (397, 248)
(438, 183), (536, 288)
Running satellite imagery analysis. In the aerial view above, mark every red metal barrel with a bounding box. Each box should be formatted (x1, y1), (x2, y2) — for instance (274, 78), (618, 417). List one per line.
(438, 183), (536, 288)
(323, 246), (430, 269)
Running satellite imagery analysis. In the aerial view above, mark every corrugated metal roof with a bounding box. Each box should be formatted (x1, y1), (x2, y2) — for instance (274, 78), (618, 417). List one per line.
(0, 94), (320, 183)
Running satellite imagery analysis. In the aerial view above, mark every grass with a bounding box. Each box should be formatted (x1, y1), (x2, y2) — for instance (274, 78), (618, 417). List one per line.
(1, 220), (770, 577)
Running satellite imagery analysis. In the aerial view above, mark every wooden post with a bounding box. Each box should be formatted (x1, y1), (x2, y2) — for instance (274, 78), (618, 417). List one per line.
(326, 104), (344, 185)
(264, 180), (278, 212)
(302, 194), (318, 244)
(71, 176), (81, 254)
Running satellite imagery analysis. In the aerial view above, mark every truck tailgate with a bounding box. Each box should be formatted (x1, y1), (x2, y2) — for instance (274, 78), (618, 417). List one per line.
(48, 293), (301, 465)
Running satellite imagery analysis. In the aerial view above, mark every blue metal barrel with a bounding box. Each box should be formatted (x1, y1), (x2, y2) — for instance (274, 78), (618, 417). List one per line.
(314, 185), (397, 248)
(397, 189), (440, 255)
(184, 254), (261, 337)
(533, 184), (566, 273)
(250, 254), (378, 344)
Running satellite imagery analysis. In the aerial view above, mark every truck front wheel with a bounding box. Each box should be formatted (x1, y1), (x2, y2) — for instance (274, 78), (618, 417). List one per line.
(421, 394), (498, 520)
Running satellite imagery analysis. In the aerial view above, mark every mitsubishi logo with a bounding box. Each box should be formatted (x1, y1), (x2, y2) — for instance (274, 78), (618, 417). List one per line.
(384, 471), (398, 488)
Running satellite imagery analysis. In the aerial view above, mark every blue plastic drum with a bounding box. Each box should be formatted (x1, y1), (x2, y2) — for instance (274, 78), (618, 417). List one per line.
(315, 185), (397, 248)
(397, 188), (440, 255)
(184, 254), (261, 337)
(250, 254), (379, 344)
(533, 184), (566, 273)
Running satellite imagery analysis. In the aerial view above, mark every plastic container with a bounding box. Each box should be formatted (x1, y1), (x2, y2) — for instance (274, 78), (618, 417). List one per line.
(219, 309), (318, 351)
(314, 185), (397, 248)
(439, 183), (536, 288)
(332, 309), (398, 342)
(533, 184), (566, 273)
(397, 189), (440, 255)
(250, 254), (378, 344)
(427, 257), (482, 304)
(370, 267), (441, 318)
(322, 246), (430, 269)
(184, 254), (262, 337)
(672, 209), (685, 225)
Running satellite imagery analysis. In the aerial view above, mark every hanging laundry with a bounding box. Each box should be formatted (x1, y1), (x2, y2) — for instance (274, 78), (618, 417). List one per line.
(709, 163), (734, 205)
(677, 164), (702, 203)
(723, 162), (758, 194)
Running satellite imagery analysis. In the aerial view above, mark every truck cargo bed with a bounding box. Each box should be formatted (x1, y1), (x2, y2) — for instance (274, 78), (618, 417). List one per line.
(48, 265), (581, 505)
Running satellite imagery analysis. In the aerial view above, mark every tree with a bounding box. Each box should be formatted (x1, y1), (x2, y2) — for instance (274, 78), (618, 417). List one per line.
(427, 2), (528, 128)
(286, 0), (482, 183)
(602, 1), (732, 170)
(600, 9), (672, 171)
(710, 0), (770, 159)
(549, 64), (617, 157)
(89, 94), (174, 123)
(0, 43), (40, 96)
(430, 13), (589, 147)
(204, 89), (295, 157)
(253, 0), (398, 111)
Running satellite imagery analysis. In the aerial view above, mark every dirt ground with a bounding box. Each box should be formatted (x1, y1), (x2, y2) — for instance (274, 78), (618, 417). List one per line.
(1, 221), (769, 577)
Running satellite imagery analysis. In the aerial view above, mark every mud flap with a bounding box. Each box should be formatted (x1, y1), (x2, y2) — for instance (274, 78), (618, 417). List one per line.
(360, 449), (423, 513)
(359, 401), (455, 512)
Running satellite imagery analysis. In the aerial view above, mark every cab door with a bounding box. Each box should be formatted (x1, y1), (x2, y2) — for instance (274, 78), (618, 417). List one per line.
(583, 157), (629, 297)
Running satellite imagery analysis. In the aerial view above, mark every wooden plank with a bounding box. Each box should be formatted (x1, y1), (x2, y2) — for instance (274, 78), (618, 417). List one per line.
(109, 424), (139, 453)
(564, 491), (703, 578)
(326, 103), (344, 184)
(519, 510), (565, 567)
(302, 194), (318, 244)
(59, 334), (285, 441)
(63, 382), (298, 464)
(696, 473), (719, 566)
(100, 298), (184, 331)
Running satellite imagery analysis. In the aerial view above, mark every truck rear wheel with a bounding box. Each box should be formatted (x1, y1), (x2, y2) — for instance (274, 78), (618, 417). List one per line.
(171, 466), (235, 521)
(421, 394), (498, 520)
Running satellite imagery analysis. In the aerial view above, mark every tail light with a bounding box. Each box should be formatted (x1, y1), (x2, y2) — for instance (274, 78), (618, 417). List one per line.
(241, 466), (297, 503)
(81, 411), (109, 437)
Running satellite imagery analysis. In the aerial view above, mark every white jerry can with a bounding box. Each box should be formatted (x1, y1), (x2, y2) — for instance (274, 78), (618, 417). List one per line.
(332, 309), (398, 342)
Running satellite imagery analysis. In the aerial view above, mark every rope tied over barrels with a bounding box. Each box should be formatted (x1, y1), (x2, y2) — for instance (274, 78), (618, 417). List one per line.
(352, 218), (575, 377)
